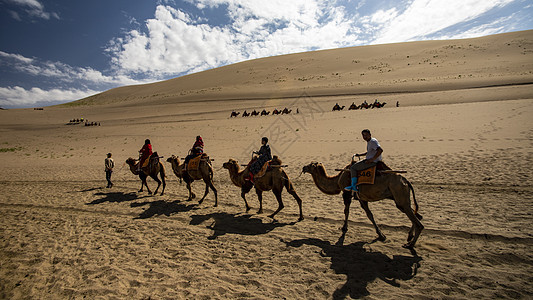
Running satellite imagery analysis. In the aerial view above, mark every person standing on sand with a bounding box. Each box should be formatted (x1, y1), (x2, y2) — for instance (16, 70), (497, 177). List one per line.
(105, 153), (114, 188)
(344, 129), (383, 196)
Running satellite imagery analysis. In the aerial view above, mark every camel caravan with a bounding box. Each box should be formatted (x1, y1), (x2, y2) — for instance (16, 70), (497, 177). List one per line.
(333, 99), (387, 111)
(230, 107), (298, 118)
(120, 130), (424, 248)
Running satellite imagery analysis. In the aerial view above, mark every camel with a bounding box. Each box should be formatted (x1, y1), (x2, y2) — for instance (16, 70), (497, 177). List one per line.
(251, 110), (260, 116)
(332, 104), (345, 111)
(261, 109), (270, 116)
(242, 110), (250, 117)
(302, 162), (423, 248)
(349, 102), (360, 110)
(126, 152), (166, 195)
(282, 108), (292, 114)
(222, 157), (304, 221)
(272, 109), (281, 115)
(230, 111), (240, 118)
(372, 102), (387, 108)
(166, 154), (218, 206)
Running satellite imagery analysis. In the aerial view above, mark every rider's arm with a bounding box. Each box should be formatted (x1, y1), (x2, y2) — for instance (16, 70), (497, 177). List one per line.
(367, 147), (383, 162)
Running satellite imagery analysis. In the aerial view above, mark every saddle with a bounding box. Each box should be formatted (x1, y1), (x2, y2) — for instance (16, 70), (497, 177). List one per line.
(187, 153), (208, 171)
(356, 161), (392, 186)
(255, 161), (270, 178)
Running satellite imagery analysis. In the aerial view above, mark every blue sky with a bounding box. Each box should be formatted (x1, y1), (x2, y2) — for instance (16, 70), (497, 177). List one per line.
(1, 0), (532, 108)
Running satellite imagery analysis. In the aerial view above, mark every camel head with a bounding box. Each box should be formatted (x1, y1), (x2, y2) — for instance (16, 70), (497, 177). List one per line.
(166, 155), (181, 165)
(302, 161), (321, 174)
(222, 159), (239, 172)
(126, 157), (137, 166)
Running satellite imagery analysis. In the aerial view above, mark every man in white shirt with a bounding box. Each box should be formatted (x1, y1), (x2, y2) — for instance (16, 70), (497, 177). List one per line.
(344, 129), (383, 195)
(105, 153), (115, 188)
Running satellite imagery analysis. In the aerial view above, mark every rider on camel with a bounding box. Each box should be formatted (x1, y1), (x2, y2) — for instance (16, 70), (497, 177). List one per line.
(246, 137), (272, 183)
(184, 135), (204, 166)
(344, 129), (383, 197)
(138, 139), (153, 171)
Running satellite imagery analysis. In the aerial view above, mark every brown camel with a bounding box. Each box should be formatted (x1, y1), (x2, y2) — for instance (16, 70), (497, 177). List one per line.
(222, 157), (304, 221)
(126, 152), (166, 195)
(302, 161), (423, 248)
(166, 154), (218, 206)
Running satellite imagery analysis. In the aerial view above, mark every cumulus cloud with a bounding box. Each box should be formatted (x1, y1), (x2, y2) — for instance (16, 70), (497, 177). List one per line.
(4, 0), (59, 20)
(106, 1), (361, 77)
(0, 86), (98, 108)
(0, 51), (151, 107)
(0, 51), (144, 86)
(369, 0), (515, 44)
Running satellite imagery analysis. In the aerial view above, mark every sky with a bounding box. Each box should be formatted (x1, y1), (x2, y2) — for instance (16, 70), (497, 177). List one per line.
(1, 0), (532, 108)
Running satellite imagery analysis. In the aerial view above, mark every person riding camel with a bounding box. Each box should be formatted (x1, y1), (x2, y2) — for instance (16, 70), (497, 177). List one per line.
(184, 135), (204, 167)
(246, 137), (272, 183)
(344, 129), (383, 197)
(138, 139), (153, 172)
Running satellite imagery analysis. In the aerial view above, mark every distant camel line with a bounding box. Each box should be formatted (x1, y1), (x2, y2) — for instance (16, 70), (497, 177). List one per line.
(231, 107), (298, 118)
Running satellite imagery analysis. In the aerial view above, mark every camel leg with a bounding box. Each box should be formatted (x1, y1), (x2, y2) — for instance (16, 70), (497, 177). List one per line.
(140, 174), (152, 194)
(284, 179), (304, 221)
(198, 183), (209, 205)
(160, 170), (166, 196)
(241, 188), (251, 212)
(209, 181), (218, 207)
(359, 200), (386, 241)
(151, 175), (161, 195)
(401, 207), (424, 249)
(144, 179), (152, 195)
(255, 189), (263, 214)
(268, 189), (284, 219)
(341, 191), (352, 232)
(186, 181), (195, 201)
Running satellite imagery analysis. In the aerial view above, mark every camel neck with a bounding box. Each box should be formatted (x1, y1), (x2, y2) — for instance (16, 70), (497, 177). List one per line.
(311, 168), (342, 195)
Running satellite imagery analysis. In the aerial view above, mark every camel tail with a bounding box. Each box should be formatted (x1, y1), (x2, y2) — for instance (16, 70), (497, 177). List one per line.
(407, 180), (423, 220)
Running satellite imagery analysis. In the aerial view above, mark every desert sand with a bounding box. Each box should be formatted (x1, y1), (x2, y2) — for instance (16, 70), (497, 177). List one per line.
(1, 30), (532, 299)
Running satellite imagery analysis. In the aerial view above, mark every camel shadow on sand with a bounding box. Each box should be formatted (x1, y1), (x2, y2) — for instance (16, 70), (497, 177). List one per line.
(86, 191), (144, 205)
(131, 200), (198, 219)
(190, 212), (296, 240)
(284, 232), (422, 299)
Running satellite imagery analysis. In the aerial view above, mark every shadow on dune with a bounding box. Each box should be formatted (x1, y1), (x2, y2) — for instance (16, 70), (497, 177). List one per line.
(190, 212), (296, 240)
(86, 191), (142, 205)
(284, 232), (422, 299)
(131, 200), (198, 219)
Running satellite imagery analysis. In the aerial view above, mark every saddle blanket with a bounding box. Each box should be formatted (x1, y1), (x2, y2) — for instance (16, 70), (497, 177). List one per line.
(188, 154), (206, 171)
(255, 161), (270, 178)
(357, 166), (376, 185)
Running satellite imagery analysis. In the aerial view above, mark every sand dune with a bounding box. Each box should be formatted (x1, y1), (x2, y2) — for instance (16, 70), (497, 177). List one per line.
(1, 30), (532, 299)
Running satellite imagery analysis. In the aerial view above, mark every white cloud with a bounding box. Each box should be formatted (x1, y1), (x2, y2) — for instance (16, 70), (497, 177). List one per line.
(107, 1), (360, 77)
(0, 86), (98, 108)
(5, 0), (59, 20)
(370, 0), (515, 44)
(0, 51), (144, 86)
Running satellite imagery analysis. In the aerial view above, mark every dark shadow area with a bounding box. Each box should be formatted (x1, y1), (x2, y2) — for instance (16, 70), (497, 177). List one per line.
(190, 212), (296, 240)
(86, 191), (142, 205)
(77, 187), (103, 193)
(284, 232), (422, 299)
(131, 200), (198, 219)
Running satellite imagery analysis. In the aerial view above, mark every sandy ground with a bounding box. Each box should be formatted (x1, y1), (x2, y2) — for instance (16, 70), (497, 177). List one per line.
(1, 31), (533, 299)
